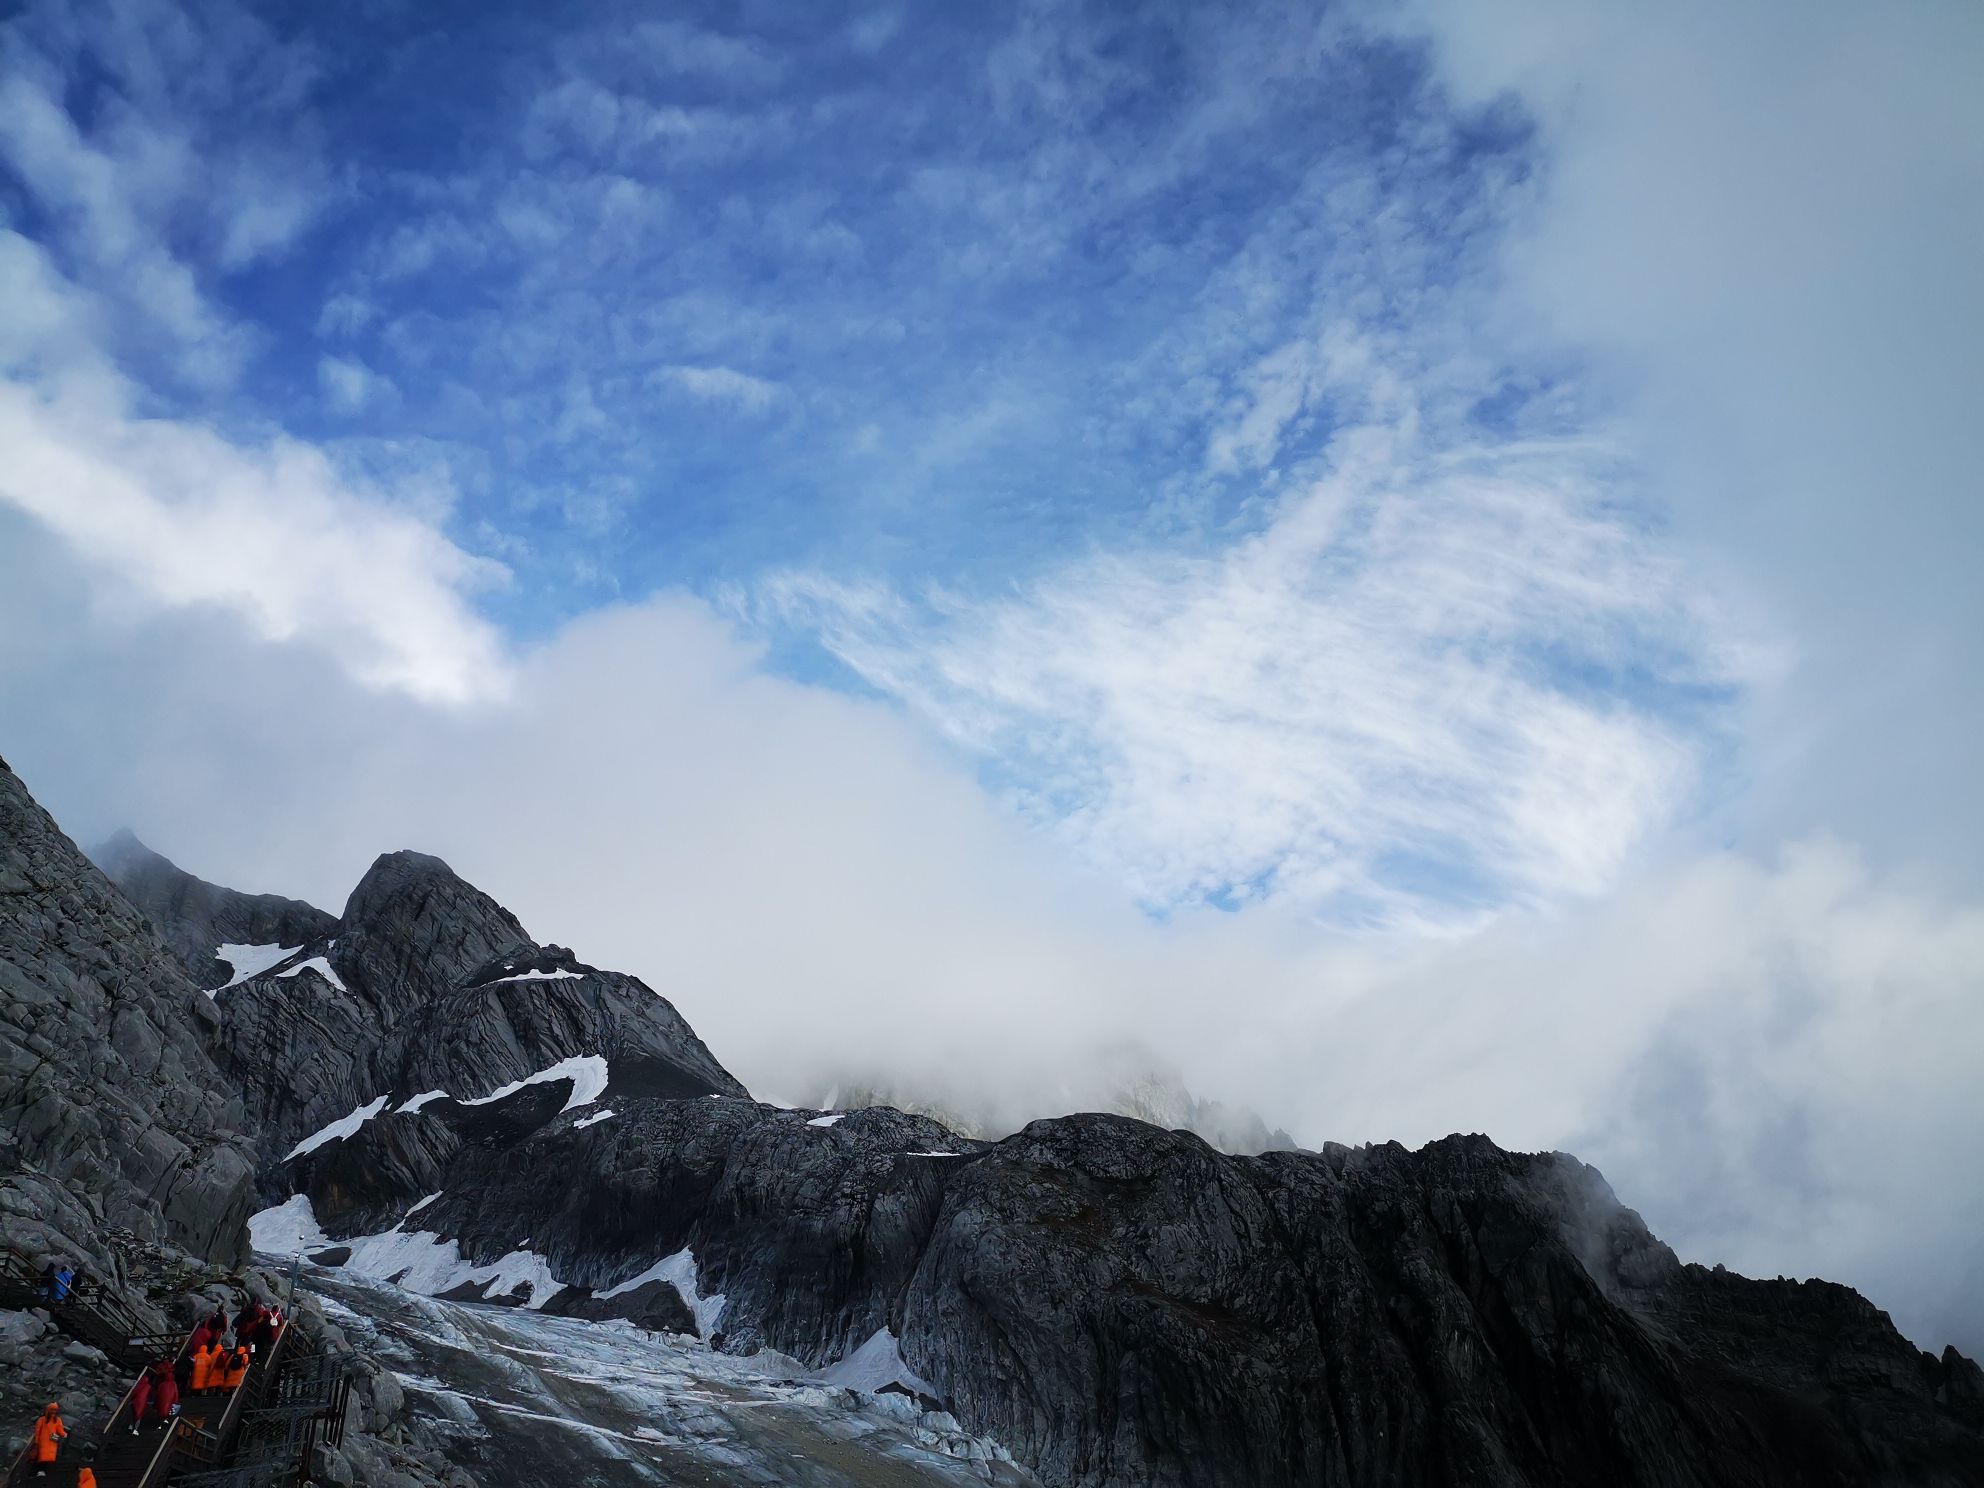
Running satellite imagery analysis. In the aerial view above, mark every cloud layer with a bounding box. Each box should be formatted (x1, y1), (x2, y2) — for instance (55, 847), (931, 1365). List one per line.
(1, 0), (1979, 1364)
(0, 232), (510, 704)
(4, 511), (1978, 1356)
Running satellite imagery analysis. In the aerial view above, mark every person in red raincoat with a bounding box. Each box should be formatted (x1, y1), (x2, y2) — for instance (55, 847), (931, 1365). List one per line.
(150, 1358), (180, 1423)
(126, 1369), (153, 1435)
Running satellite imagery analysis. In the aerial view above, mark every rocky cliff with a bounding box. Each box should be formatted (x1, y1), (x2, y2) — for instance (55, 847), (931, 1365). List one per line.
(79, 795), (1984, 1487)
(279, 1088), (1984, 1488)
(92, 829), (338, 991)
(0, 758), (256, 1267)
(102, 841), (747, 1186)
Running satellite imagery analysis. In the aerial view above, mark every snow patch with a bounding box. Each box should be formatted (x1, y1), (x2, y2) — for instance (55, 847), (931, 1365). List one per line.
(487, 968), (586, 982)
(249, 1193), (330, 1253)
(460, 1054), (608, 1113)
(573, 1109), (615, 1130)
(406, 1192), (442, 1216)
(906, 1151), (962, 1158)
(278, 955), (347, 991)
(215, 942), (300, 989)
(598, 1248), (726, 1336)
(819, 1327), (936, 1399)
(250, 1194), (566, 1308)
(398, 1090), (448, 1114)
(806, 1113), (846, 1128)
(286, 1094), (390, 1159)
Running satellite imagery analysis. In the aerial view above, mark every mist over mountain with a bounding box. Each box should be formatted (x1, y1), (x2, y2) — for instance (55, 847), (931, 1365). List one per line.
(2, 0), (1980, 1482)
(0, 758), (1961, 1484)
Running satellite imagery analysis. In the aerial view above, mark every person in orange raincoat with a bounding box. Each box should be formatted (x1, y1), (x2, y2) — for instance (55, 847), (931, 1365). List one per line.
(31, 1401), (67, 1474)
(221, 1344), (250, 1390)
(190, 1340), (221, 1392)
(76, 1469), (96, 1488)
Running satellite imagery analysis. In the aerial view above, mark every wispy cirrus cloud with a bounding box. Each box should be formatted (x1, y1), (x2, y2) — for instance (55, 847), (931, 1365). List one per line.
(0, 0), (336, 387)
(759, 354), (1761, 925)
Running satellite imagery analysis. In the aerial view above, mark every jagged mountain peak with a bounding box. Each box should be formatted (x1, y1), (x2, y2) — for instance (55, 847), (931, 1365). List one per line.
(331, 849), (533, 1018)
(90, 823), (150, 867)
(97, 832), (752, 1178)
(340, 847), (526, 940)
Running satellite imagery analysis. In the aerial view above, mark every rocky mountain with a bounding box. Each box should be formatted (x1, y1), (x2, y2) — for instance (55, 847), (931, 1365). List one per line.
(42, 779), (1984, 1485)
(98, 841), (746, 1189)
(0, 759), (256, 1267)
(0, 758), (471, 1486)
(92, 828), (338, 991)
(271, 1090), (1984, 1487)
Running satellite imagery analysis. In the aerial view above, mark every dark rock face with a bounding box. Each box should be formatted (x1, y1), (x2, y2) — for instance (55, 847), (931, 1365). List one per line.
(60, 781), (1984, 1487)
(93, 830), (337, 990)
(126, 849), (752, 1189)
(298, 1094), (1984, 1488)
(332, 851), (533, 1026)
(0, 758), (256, 1265)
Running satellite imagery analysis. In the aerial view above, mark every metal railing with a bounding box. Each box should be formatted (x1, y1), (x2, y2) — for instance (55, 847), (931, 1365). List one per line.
(5, 1253), (356, 1488)
(174, 1320), (297, 1470)
(0, 1246), (162, 1367)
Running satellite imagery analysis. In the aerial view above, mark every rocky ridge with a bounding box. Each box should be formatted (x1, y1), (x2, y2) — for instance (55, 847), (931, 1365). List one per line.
(0, 759), (255, 1267)
(91, 828), (338, 991)
(815, 1046), (1296, 1157)
(142, 846), (750, 1190)
(0, 759), (473, 1487)
(63, 788), (1984, 1485)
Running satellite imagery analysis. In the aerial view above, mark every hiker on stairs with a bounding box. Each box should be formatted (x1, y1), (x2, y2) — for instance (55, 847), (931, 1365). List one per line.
(30, 1401), (67, 1476)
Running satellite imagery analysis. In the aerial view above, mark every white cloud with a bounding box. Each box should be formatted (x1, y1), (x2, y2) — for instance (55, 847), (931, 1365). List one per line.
(0, 64), (248, 386)
(654, 363), (783, 415)
(1386, 0), (1984, 879)
(0, 232), (509, 705)
(2, 518), (1978, 1355)
(628, 20), (785, 86)
(318, 354), (397, 415)
(0, 0), (335, 384)
(761, 365), (1756, 924)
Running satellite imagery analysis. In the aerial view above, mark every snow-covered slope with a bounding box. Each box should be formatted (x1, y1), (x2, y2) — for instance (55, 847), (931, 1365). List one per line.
(304, 1265), (1037, 1488)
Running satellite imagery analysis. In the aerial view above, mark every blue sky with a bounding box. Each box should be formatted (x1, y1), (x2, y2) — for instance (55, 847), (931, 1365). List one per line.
(1, 0), (1748, 926)
(2, 0), (1982, 1351)
(97, 0), (1529, 607)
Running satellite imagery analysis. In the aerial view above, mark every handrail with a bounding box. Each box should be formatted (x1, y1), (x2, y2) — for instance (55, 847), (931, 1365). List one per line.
(0, 1245), (161, 1365)
(174, 1318), (297, 1471)
(81, 1320), (199, 1488)
(5, 1256), (328, 1488)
